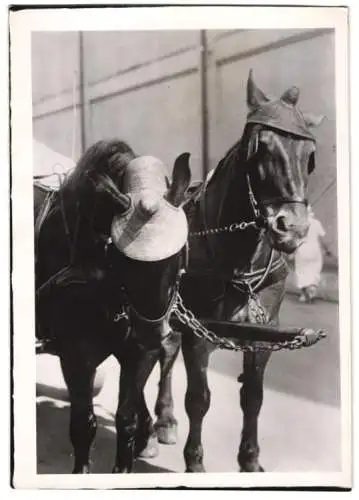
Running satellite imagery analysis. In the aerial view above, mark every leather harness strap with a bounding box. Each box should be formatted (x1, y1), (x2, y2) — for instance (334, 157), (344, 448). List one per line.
(34, 184), (56, 264)
(231, 253), (288, 295)
(185, 128), (289, 299)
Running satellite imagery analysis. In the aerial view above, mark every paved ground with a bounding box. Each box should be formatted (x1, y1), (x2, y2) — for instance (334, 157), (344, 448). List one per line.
(36, 295), (341, 474)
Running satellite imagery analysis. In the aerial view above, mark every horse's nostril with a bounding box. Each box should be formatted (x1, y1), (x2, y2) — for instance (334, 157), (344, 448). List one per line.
(275, 215), (287, 233)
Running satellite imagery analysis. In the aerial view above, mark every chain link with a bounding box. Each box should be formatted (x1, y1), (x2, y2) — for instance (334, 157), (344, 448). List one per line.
(108, 295), (326, 353)
(189, 220), (258, 237)
(172, 294), (326, 353)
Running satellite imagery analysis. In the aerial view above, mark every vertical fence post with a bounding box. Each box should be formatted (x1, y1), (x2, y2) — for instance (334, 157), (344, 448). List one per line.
(199, 30), (209, 180)
(79, 31), (91, 153)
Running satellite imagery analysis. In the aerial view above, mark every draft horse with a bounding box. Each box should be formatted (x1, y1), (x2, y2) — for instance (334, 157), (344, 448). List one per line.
(152, 71), (324, 472)
(34, 140), (191, 473)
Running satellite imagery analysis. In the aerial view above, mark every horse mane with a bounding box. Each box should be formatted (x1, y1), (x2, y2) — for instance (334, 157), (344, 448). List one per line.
(61, 139), (136, 196)
(206, 125), (254, 189)
(50, 140), (137, 262)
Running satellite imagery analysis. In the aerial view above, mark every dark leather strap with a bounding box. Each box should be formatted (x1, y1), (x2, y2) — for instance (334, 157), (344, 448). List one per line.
(231, 256), (288, 294)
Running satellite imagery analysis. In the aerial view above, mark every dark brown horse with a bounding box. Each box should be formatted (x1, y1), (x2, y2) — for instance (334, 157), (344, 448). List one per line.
(149, 71), (324, 472)
(34, 139), (191, 473)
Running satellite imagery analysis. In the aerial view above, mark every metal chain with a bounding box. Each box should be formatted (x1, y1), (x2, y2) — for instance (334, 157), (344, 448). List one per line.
(107, 295), (326, 353)
(172, 294), (326, 352)
(189, 220), (258, 237)
(247, 293), (270, 324)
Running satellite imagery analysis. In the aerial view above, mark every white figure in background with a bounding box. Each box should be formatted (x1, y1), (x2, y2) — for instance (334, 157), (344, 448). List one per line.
(294, 206), (334, 303)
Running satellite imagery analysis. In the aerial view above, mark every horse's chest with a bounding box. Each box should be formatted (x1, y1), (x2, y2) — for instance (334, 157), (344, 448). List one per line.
(180, 273), (249, 321)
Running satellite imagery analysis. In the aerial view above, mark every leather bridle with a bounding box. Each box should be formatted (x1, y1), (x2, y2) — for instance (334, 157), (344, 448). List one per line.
(35, 179), (185, 328)
(106, 240), (187, 326)
(244, 126), (310, 218)
(189, 124), (315, 295)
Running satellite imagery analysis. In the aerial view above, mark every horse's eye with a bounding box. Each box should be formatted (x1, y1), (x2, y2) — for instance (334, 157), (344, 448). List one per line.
(259, 131), (273, 145)
(259, 131), (275, 152)
(308, 153), (316, 174)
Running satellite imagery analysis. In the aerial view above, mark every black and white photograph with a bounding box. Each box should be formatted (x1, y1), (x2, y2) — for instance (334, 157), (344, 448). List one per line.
(10, 5), (351, 489)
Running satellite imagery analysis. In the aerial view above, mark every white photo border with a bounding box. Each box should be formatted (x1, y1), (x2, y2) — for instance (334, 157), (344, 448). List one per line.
(10, 5), (351, 489)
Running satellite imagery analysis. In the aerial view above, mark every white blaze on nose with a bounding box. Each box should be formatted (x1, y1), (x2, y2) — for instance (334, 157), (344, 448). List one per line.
(295, 140), (305, 198)
(258, 163), (266, 180)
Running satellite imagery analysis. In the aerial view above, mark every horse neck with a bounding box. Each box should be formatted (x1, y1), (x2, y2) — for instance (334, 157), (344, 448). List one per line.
(52, 180), (103, 266)
(193, 149), (271, 275)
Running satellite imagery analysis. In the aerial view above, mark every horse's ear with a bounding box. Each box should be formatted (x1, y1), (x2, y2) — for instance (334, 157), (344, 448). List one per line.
(247, 69), (270, 110)
(302, 112), (325, 128)
(280, 86), (300, 106)
(166, 152), (192, 207)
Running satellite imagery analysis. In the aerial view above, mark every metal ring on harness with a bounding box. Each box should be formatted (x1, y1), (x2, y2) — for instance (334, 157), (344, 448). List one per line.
(229, 221), (257, 232)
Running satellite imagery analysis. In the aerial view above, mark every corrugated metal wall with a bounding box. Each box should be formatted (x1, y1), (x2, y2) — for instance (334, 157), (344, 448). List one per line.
(32, 29), (337, 254)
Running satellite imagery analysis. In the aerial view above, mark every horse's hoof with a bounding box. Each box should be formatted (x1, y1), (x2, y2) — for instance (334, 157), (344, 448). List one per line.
(156, 423), (177, 445)
(73, 465), (90, 474)
(239, 463), (265, 472)
(137, 434), (159, 459)
(185, 464), (206, 473)
(112, 465), (130, 473)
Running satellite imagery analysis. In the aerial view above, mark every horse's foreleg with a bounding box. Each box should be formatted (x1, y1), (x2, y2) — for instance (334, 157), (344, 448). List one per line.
(113, 345), (160, 473)
(154, 330), (181, 444)
(135, 392), (158, 459)
(60, 357), (97, 474)
(237, 350), (271, 472)
(182, 335), (211, 473)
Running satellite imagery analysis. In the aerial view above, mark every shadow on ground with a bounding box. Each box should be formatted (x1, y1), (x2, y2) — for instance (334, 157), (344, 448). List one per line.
(36, 385), (174, 474)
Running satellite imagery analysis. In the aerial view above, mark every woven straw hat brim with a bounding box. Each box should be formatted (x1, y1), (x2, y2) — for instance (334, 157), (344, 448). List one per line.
(111, 197), (188, 262)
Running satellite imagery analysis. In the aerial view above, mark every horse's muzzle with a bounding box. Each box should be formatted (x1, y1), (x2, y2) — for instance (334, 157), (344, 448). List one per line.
(266, 209), (309, 254)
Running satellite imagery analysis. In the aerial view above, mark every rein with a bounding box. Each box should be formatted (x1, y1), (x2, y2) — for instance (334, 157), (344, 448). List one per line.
(189, 219), (258, 237)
